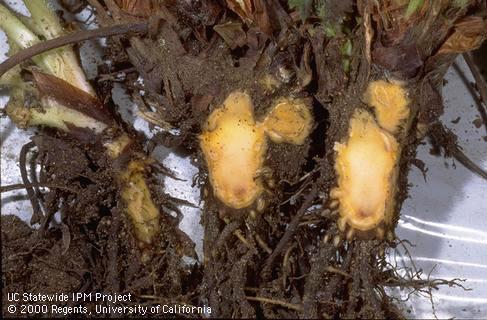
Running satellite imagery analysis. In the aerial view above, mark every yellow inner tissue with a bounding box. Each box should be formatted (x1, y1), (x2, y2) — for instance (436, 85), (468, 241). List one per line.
(364, 80), (410, 133)
(200, 92), (266, 209)
(200, 91), (312, 209)
(263, 99), (313, 144)
(120, 159), (160, 245)
(332, 80), (411, 236)
(333, 110), (399, 231)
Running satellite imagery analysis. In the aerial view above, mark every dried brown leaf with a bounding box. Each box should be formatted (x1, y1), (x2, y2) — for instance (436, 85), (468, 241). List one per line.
(297, 42), (312, 88)
(115, 0), (155, 17)
(372, 44), (423, 78)
(438, 16), (487, 54)
(226, 0), (273, 36)
(214, 22), (247, 49)
(31, 70), (113, 124)
(253, 0), (273, 36)
(226, 0), (253, 21)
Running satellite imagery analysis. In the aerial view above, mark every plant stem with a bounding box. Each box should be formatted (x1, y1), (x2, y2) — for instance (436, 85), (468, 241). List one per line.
(1, 1), (159, 248)
(0, 3), (53, 73)
(24, 0), (94, 95)
(0, 20), (148, 80)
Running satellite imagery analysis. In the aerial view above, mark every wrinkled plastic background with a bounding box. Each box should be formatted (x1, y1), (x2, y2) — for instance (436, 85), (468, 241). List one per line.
(1, 1), (486, 318)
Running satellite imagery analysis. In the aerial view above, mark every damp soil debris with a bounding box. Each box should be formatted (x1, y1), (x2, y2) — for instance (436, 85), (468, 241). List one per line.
(2, 0), (486, 318)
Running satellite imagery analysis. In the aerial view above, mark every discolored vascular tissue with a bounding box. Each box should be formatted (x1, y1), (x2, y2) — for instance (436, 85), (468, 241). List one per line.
(199, 91), (313, 209)
(364, 80), (410, 133)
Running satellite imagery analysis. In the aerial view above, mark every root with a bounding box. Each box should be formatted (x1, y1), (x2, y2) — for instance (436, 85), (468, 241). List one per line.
(300, 242), (336, 318)
(255, 234), (272, 255)
(463, 52), (487, 109)
(0, 182), (76, 193)
(263, 186), (319, 274)
(245, 296), (303, 312)
(381, 274), (470, 291)
(19, 141), (43, 225)
(428, 122), (487, 180)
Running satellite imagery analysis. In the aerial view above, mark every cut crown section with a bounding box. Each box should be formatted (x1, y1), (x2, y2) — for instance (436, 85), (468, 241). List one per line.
(200, 91), (313, 209)
(332, 110), (399, 237)
(200, 91), (267, 209)
(263, 98), (313, 145)
(331, 80), (411, 239)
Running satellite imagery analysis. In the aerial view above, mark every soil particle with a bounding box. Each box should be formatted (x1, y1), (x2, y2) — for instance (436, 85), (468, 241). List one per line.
(472, 117), (482, 128)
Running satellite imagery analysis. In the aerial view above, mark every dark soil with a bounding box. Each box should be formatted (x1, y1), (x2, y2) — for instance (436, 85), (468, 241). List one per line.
(2, 0), (484, 319)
